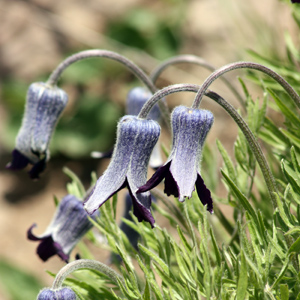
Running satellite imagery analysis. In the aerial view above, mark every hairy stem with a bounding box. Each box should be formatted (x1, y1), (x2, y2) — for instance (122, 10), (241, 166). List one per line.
(150, 54), (245, 108)
(46, 49), (170, 126)
(52, 259), (124, 289)
(192, 61), (300, 109)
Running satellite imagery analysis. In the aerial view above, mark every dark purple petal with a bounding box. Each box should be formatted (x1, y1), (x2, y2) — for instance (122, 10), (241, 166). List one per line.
(6, 149), (30, 170)
(292, 0), (300, 3)
(137, 162), (171, 193)
(164, 168), (179, 198)
(128, 187), (155, 228)
(27, 224), (69, 262)
(28, 157), (47, 179)
(195, 174), (213, 213)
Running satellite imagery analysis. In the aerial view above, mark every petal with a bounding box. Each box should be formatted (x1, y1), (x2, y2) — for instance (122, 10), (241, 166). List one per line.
(28, 157), (47, 179)
(195, 174), (213, 213)
(137, 162), (171, 193)
(164, 167), (180, 198)
(127, 181), (155, 228)
(6, 149), (30, 170)
(27, 224), (69, 262)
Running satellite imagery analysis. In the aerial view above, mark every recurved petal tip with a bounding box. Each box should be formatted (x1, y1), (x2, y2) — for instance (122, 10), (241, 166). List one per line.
(6, 149), (30, 170)
(196, 174), (213, 214)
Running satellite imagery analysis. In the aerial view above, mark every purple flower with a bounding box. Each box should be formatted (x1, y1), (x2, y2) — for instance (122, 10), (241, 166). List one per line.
(37, 287), (76, 300)
(84, 115), (161, 227)
(138, 105), (214, 213)
(28, 195), (99, 262)
(126, 87), (163, 169)
(7, 82), (68, 179)
(292, 0), (300, 3)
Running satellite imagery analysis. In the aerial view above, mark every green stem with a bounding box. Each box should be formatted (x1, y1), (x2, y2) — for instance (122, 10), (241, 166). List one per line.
(192, 61), (300, 109)
(51, 259), (125, 289)
(138, 83), (278, 208)
(150, 54), (245, 109)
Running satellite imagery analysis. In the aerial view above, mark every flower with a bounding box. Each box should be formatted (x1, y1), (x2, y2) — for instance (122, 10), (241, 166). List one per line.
(91, 87), (163, 169)
(28, 194), (99, 262)
(7, 82), (68, 179)
(84, 115), (161, 227)
(37, 287), (76, 300)
(126, 87), (163, 169)
(138, 105), (214, 213)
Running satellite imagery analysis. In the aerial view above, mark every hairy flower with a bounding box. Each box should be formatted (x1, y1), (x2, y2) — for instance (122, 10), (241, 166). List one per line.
(28, 195), (98, 262)
(84, 115), (160, 227)
(138, 105), (214, 213)
(126, 87), (163, 169)
(7, 82), (68, 179)
(37, 287), (76, 300)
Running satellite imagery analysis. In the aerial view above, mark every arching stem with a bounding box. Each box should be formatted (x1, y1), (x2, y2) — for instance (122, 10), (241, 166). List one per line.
(192, 61), (300, 109)
(150, 54), (245, 108)
(138, 83), (278, 208)
(51, 259), (125, 289)
(46, 49), (170, 126)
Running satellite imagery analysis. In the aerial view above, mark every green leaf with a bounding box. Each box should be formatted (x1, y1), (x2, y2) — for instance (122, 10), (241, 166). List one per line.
(288, 236), (300, 254)
(216, 139), (237, 184)
(236, 251), (248, 300)
(138, 244), (169, 275)
(142, 279), (151, 300)
(221, 170), (259, 225)
(280, 284), (290, 300)
(0, 259), (43, 300)
(267, 88), (300, 128)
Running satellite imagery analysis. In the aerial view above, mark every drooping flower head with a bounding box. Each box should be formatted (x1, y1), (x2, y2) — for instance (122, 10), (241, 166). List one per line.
(28, 194), (99, 262)
(37, 287), (76, 300)
(138, 105), (214, 213)
(126, 87), (163, 169)
(7, 82), (68, 179)
(84, 115), (161, 227)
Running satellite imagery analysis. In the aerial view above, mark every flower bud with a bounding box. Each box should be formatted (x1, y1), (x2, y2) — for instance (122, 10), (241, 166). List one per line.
(7, 82), (68, 179)
(37, 287), (76, 300)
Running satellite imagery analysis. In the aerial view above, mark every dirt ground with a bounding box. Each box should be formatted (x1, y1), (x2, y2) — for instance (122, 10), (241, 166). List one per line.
(0, 0), (297, 298)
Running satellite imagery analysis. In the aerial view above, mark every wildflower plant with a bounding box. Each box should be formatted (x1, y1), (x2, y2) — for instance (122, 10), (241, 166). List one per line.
(6, 16), (300, 298)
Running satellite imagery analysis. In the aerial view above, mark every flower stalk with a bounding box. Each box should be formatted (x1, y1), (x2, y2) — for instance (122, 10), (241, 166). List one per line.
(46, 49), (170, 126)
(192, 61), (300, 109)
(51, 259), (125, 290)
(150, 54), (245, 108)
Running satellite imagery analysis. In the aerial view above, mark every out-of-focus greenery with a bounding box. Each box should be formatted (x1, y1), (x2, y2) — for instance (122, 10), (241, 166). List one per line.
(0, 260), (43, 300)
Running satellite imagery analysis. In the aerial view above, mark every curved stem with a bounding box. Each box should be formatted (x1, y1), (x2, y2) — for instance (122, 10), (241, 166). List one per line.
(150, 54), (245, 108)
(138, 83), (278, 208)
(47, 49), (156, 92)
(51, 259), (124, 289)
(47, 49), (171, 128)
(192, 61), (300, 109)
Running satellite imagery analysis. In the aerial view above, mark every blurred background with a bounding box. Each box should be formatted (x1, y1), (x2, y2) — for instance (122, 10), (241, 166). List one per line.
(0, 0), (298, 298)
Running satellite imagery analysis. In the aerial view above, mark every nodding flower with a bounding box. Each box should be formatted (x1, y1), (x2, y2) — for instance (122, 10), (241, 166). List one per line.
(84, 115), (161, 228)
(126, 87), (163, 169)
(7, 82), (68, 179)
(28, 195), (99, 262)
(138, 105), (214, 213)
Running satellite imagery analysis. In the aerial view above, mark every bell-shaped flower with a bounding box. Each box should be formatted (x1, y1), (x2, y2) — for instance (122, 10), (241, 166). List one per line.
(37, 287), (76, 300)
(126, 87), (163, 169)
(7, 82), (68, 179)
(138, 105), (214, 213)
(84, 115), (161, 227)
(28, 194), (99, 262)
